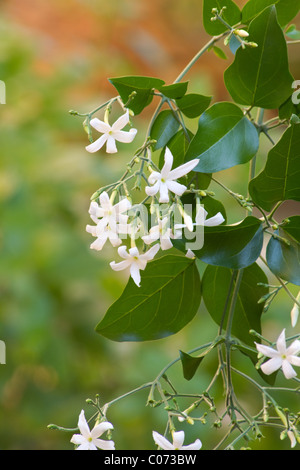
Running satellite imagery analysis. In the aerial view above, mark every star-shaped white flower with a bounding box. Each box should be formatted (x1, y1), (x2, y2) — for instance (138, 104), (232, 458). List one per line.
(152, 430), (202, 451)
(145, 148), (199, 203)
(70, 410), (115, 451)
(86, 110), (137, 154)
(86, 192), (131, 250)
(142, 217), (174, 251)
(255, 329), (300, 379)
(110, 244), (160, 287)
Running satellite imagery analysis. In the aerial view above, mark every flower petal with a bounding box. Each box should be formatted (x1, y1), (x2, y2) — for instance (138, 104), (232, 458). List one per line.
(130, 262), (141, 287)
(186, 249), (196, 259)
(255, 343), (279, 358)
(195, 206), (208, 225)
(90, 421), (114, 439)
(89, 118), (111, 134)
(86, 134), (108, 153)
(289, 355), (300, 367)
(70, 434), (87, 446)
(158, 182), (170, 203)
(172, 431), (185, 449)
(77, 410), (91, 439)
(145, 181), (160, 197)
(93, 438), (115, 450)
(260, 357), (282, 376)
(161, 147), (174, 179)
(111, 110), (130, 131)
(160, 235), (173, 251)
(281, 360), (297, 379)
(166, 180), (187, 197)
(276, 329), (287, 354)
(152, 431), (174, 450)
(113, 128), (137, 143)
(99, 191), (111, 210)
(106, 136), (118, 154)
(168, 158), (199, 180)
(148, 171), (161, 185)
(286, 339), (300, 357)
(118, 245), (131, 259)
(90, 233), (108, 251)
(181, 439), (202, 450)
(114, 198), (132, 215)
(204, 212), (225, 227)
(110, 260), (131, 271)
(140, 244), (160, 261)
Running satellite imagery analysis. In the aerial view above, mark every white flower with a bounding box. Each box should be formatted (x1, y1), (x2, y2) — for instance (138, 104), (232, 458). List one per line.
(174, 205), (225, 258)
(142, 217), (174, 251)
(86, 192), (131, 250)
(145, 147), (199, 203)
(110, 244), (160, 287)
(152, 430), (202, 451)
(255, 329), (300, 379)
(86, 110), (137, 154)
(70, 410), (115, 451)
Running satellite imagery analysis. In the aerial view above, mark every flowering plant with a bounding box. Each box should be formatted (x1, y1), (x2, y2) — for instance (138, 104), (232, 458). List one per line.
(49, 1), (300, 450)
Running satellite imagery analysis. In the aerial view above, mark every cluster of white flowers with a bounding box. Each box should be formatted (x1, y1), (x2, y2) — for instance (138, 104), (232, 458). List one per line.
(71, 409), (202, 451)
(85, 110), (225, 287)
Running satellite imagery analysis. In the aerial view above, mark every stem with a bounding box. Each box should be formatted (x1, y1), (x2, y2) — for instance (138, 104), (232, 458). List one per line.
(174, 33), (227, 83)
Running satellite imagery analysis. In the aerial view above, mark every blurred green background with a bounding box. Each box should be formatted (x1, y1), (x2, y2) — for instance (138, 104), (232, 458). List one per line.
(0, 0), (299, 450)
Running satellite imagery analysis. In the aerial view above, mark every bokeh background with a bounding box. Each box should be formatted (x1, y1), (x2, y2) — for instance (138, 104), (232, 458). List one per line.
(0, 0), (299, 450)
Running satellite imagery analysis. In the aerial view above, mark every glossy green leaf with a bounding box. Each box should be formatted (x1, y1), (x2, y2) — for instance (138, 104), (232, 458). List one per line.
(174, 217), (263, 269)
(158, 82), (189, 99)
(185, 102), (259, 173)
(202, 263), (269, 345)
(224, 6), (294, 109)
(109, 76), (165, 115)
(150, 110), (180, 150)
(266, 217), (300, 286)
(279, 96), (300, 121)
(203, 0), (241, 36)
(242, 0), (300, 26)
(175, 93), (212, 119)
(95, 255), (201, 342)
(159, 128), (194, 169)
(179, 350), (205, 381)
(285, 24), (300, 40)
(249, 123), (300, 212)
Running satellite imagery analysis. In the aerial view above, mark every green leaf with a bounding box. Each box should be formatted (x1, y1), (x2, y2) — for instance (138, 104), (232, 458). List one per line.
(159, 128), (194, 169)
(158, 82), (189, 99)
(224, 6), (294, 109)
(242, 0), (300, 27)
(202, 263), (269, 345)
(175, 93), (212, 119)
(213, 46), (228, 60)
(249, 123), (300, 212)
(279, 95), (300, 121)
(203, 0), (241, 36)
(266, 217), (300, 286)
(95, 255), (201, 342)
(179, 350), (205, 381)
(174, 217), (263, 269)
(150, 110), (180, 150)
(109, 76), (165, 115)
(185, 102), (259, 173)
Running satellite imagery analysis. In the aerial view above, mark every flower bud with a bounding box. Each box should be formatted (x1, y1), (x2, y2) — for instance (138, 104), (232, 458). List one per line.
(234, 29), (249, 38)
(291, 292), (300, 327)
